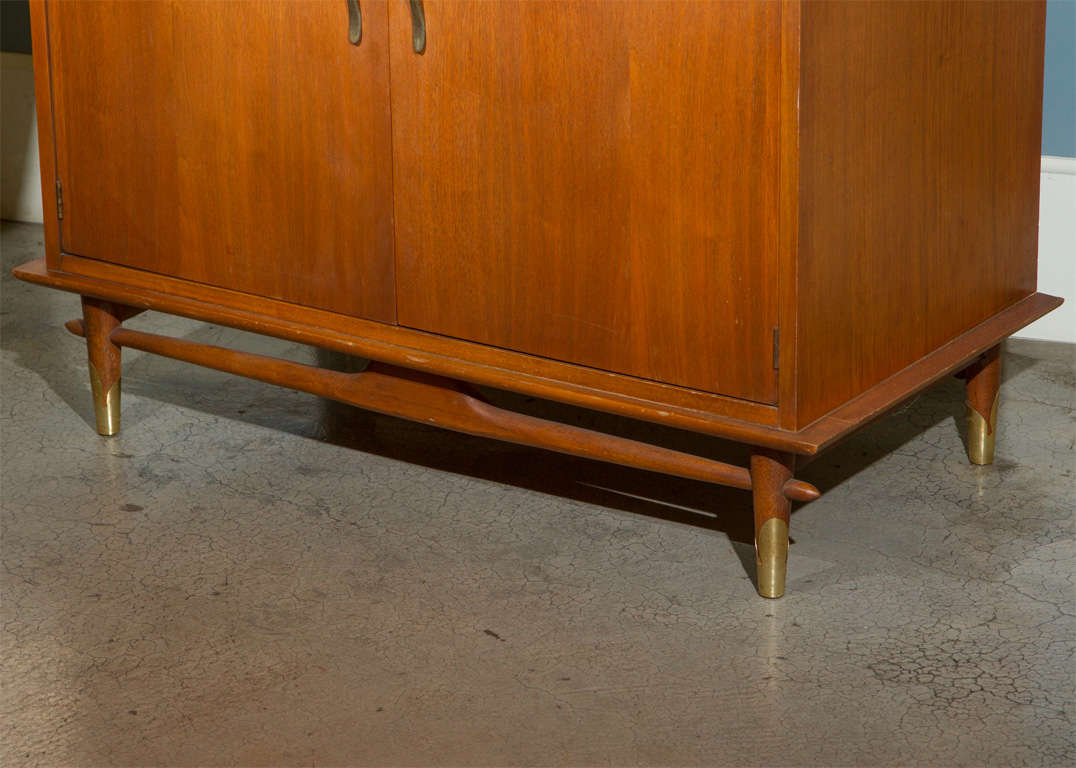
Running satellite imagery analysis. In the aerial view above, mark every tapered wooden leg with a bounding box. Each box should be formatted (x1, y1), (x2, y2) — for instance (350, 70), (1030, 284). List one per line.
(81, 297), (125, 436)
(751, 450), (794, 599)
(963, 344), (1001, 465)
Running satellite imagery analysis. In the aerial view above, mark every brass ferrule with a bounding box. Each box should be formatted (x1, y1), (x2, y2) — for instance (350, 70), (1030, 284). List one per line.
(756, 517), (789, 599)
(89, 363), (121, 436)
(966, 392), (998, 465)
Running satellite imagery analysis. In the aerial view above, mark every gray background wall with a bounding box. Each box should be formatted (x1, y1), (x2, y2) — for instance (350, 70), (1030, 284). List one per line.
(1, 0), (39, 222)
(0, 1), (32, 55)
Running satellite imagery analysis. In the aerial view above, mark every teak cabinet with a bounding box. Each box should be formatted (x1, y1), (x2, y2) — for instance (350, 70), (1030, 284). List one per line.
(16, 0), (1062, 598)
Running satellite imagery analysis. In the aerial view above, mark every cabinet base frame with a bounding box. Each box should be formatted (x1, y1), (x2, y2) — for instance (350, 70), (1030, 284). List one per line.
(14, 259), (1062, 456)
(64, 315), (821, 505)
(66, 309), (819, 597)
(12, 259), (1065, 598)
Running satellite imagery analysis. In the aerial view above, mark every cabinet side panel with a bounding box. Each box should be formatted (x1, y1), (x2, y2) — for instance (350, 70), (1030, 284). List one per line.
(796, 0), (1045, 427)
(28, 0), (59, 267)
(776, 0), (801, 430)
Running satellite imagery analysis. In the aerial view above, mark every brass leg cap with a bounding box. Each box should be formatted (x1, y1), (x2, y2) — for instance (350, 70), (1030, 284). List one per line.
(967, 392), (998, 465)
(89, 363), (121, 436)
(756, 517), (789, 599)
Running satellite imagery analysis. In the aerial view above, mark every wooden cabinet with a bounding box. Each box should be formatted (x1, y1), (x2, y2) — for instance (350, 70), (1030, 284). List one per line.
(47, 0), (396, 321)
(390, 1), (780, 402)
(16, 0), (1062, 598)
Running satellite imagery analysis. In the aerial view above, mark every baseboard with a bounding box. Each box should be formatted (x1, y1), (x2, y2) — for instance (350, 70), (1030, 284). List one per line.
(1041, 155), (1076, 175)
(1015, 155), (1076, 344)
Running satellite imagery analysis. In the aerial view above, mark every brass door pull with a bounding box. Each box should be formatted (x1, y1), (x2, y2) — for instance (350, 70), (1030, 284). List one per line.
(409, 0), (426, 53)
(346, 0), (362, 45)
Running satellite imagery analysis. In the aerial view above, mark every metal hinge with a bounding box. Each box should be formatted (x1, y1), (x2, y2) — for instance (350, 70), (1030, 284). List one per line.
(773, 327), (780, 371)
(55, 180), (64, 220)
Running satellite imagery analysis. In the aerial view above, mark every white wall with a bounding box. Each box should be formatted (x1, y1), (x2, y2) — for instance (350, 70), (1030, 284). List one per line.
(1015, 156), (1076, 343)
(0, 52), (42, 224)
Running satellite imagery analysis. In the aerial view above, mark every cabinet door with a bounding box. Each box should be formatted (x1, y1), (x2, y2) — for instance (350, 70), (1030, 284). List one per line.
(47, 0), (396, 322)
(389, 0), (780, 402)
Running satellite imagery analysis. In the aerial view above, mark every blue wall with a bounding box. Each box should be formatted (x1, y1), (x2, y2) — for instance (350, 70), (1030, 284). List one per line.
(1043, 0), (1076, 157)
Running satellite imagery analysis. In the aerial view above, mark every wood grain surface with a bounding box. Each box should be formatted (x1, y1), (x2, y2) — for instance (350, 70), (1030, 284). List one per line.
(53, 251), (780, 428)
(389, 0), (782, 403)
(964, 344), (1002, 424)
(28, 1), (60, 268)
(795, 0), (1046, 427)
(64, 317), (822, 502)
(26, 0), (1060, 451)
(15, 258), (1061, 455)
(47, 0), (396, 321)
(80, 297), (123, 394)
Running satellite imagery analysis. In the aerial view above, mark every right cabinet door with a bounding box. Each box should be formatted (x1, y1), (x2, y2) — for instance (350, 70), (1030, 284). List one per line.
(389, 0), (781, 403)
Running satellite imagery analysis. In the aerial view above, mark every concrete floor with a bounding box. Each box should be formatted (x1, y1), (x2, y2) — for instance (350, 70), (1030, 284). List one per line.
(1, 220), (1073, 767)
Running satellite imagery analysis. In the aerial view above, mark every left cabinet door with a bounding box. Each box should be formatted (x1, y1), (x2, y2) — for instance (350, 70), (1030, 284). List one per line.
(45, 0), (397, 322)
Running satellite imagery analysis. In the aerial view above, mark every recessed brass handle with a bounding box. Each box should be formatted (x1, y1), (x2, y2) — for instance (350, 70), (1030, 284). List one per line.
(346, 0), (362, 45)
(409, 0), (426, 54)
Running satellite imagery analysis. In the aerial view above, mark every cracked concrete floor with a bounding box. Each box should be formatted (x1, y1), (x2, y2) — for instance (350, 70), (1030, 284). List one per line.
(1, 220), (1073, 767)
